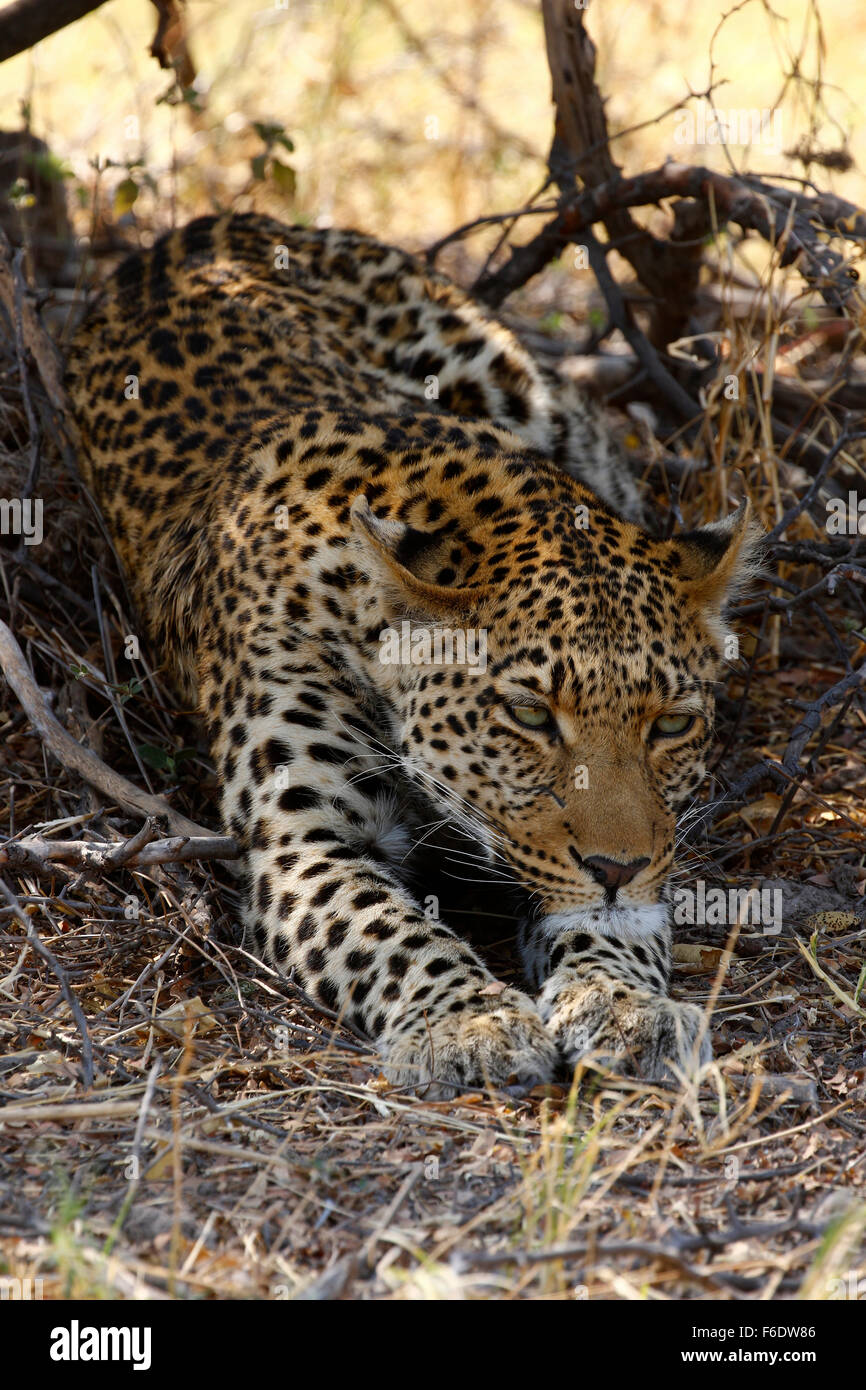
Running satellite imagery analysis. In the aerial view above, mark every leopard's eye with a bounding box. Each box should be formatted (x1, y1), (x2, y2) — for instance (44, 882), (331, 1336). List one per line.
(651, 712), (696, 738)
(510, 705), (553, 729)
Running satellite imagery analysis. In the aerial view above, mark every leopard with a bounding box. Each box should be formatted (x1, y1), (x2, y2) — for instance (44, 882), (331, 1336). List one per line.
(66, 212), (757, 1094)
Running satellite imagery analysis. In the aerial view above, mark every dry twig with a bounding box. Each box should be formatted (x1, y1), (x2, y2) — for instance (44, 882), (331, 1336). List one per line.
(0, 616), (216, 841)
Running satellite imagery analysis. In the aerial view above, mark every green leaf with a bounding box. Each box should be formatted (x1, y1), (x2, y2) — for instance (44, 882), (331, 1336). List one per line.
(271, 158), (297, 197)
(137, 743), (176, 773)
(32, 152), (72, 183)
(250, 153), (267, 182)
(114, 677), (144, 706)
(113, 177), (139, 216)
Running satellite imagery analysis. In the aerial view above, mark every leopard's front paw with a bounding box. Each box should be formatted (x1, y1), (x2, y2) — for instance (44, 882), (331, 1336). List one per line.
(541, 980), (710, 1083)
(382, 988), (559, 1098)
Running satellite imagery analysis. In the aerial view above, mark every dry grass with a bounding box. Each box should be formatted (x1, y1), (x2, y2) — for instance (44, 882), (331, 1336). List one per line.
(1, 0), (865, 1302)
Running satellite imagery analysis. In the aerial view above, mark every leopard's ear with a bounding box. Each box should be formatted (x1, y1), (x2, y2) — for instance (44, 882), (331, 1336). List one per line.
(670, 498), (761, 609)
(350, 495), (482, 616)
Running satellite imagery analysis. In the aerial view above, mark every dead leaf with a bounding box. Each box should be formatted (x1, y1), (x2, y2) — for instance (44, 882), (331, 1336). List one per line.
(714, 793), (783, 833)
(143, 1144), (173, 1181)
(787, 1037), (813, 1068)
(672, 944), (733, 973)
(156, 995), (216, 1038)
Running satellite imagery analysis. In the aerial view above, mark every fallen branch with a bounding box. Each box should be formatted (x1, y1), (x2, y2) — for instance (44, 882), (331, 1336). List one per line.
(0, 1098), (140, 1124)
(0, 830), (239, 876)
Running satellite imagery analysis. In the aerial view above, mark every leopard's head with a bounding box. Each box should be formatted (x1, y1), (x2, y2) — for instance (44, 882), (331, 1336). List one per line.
(352, 466), (758, 943)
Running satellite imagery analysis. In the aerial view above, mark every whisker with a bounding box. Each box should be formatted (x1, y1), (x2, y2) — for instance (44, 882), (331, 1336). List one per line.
(401, 816), (453, 863)
(330, 714), (516, 872)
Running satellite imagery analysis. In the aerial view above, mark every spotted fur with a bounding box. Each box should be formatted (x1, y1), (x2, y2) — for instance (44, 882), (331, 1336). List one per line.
(67, 212), (756, 1092)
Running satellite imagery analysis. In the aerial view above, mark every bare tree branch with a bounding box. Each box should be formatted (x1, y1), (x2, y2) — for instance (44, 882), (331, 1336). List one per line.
(0, 0), (106, 65)
(540, 0), (706, 346)
(470, 160), (864, 312)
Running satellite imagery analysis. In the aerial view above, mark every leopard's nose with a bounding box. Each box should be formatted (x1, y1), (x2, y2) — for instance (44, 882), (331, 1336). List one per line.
(583, 854), (650, 891)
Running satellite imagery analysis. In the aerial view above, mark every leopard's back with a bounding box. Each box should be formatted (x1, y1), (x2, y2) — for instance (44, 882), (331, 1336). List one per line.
(69, 211), (638, 514)
(67, 212), (640, 694)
